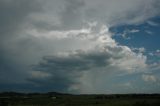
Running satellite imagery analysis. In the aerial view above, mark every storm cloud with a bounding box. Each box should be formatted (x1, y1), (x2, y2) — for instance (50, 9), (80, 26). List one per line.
(27, 26), (147, 93)
(0, 0), (160, 93)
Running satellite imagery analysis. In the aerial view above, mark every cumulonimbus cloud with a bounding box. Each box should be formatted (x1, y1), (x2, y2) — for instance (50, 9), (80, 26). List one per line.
(0, 0), (159, 93)
(28, 25), (147, 93)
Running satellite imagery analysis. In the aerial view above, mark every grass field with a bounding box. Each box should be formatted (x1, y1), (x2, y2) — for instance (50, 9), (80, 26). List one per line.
(0, 92), (160, 106)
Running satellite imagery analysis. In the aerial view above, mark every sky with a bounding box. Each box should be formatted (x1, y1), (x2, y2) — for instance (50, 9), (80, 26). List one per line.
(0, 0), (160, 94)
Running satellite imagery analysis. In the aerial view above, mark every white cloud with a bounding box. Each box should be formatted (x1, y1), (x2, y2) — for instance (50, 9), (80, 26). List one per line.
(145, 30), (153, 35)
(130, 29), (140, 33)
(147, 21), (159, 26)
(120, 29), (140, 39)
(148, 50), (160, 57)
(132, 47), (146, 53)
(156, 50), (160, 53)
(139, 48), (146, 53)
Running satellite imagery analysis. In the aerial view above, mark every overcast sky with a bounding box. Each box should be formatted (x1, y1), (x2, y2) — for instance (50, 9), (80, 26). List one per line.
(0, 0), (160, 94)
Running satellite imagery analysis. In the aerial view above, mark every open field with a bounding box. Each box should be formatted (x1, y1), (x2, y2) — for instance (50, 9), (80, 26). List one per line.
(0, 92), (160, 106)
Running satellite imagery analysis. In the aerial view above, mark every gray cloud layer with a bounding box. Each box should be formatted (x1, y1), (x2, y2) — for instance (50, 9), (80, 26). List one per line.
(30, 0), (160, 31)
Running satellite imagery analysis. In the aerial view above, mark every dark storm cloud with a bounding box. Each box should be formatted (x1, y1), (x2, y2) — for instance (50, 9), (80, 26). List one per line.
(0, 51), (21, 83)
(0, 0), (42, 86)
(28, 46), (138, 92)
(33, 50), (109, 72)
(28, 50), (111, 92)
